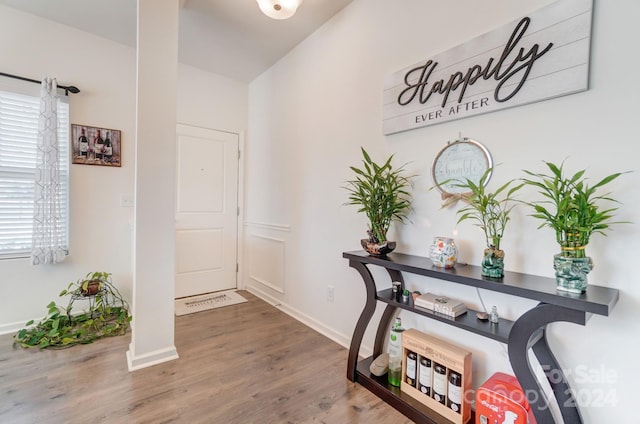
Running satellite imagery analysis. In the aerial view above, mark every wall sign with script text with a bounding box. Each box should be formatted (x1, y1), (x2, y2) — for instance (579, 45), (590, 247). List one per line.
(382, 0), (593, 135)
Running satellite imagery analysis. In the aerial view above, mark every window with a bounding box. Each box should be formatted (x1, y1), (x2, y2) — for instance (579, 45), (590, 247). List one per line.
(0, 89), (69, 259)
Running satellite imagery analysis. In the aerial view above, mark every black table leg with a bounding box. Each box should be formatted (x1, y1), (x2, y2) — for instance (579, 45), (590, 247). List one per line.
(508, 303), (586, 423)
(346, 260), (378, 381)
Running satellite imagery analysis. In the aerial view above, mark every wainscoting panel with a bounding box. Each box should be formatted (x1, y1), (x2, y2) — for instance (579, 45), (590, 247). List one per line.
(247, 233), (286, 294)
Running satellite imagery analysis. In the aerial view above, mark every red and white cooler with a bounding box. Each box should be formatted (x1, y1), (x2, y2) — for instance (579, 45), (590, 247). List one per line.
(475, 372), (536, 424)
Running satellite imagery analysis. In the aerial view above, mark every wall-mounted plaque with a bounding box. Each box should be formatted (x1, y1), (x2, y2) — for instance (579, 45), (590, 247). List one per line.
(383, 0), (593, 134)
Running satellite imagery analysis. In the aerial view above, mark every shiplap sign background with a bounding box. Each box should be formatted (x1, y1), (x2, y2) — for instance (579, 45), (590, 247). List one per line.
(382, 0), (592, 135)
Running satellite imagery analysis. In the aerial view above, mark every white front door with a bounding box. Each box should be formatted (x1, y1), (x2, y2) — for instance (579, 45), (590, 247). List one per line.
(175, 124), (239, 298)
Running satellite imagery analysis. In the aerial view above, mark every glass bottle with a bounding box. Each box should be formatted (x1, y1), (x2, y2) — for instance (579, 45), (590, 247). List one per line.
(405, 350), (417, 387)
(418, 356), (432, 395)
(94, 129), (104, 161)
(433, 362), (447, 404)
(490, 305), (499, 323)
(78, 128), (88, 157)
(447, 370), (462, 413)
(104, 131), (113, 162)
(387, 317), (405, 387)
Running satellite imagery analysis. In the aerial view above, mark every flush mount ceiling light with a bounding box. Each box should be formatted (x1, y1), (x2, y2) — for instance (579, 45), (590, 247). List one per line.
(256, 0), (303, 20)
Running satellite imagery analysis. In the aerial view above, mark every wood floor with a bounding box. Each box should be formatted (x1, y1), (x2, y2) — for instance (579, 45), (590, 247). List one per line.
(0, 291), (413, 424)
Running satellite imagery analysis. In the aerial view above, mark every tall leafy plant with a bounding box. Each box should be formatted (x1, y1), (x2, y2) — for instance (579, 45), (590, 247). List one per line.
(521, 161), (627, 258)
(344, 147), (412, 243)
(455, 169), (523, 250)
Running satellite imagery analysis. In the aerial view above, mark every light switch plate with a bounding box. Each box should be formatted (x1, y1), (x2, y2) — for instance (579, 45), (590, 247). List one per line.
(120, 194), (134, 207)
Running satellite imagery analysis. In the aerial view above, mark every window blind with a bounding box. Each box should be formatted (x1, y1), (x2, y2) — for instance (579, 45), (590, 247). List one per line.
(0, 90), (69, 259)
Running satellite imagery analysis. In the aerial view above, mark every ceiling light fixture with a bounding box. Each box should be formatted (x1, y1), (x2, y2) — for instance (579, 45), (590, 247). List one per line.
(256, 0), (303, 20)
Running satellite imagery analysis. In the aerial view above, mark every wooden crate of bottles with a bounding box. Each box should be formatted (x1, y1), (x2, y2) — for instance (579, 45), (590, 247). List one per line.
(401, 329), (472, 424)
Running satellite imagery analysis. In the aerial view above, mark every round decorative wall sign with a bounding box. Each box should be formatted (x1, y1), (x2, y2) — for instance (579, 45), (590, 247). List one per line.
(431, 137), (493, 199)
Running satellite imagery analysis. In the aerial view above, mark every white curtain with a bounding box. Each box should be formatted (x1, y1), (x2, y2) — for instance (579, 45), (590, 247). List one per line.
(30, 77), (66, 265)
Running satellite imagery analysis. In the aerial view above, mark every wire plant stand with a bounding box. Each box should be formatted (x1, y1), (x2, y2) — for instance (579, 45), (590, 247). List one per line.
(14, 272), (132, 349)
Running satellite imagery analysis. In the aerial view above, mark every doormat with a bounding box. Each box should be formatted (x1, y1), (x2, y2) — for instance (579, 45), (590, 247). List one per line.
(175, 290), (247, 316)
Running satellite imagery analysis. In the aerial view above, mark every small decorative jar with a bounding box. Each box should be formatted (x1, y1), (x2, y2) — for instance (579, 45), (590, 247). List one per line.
(429, 237), (458, 268)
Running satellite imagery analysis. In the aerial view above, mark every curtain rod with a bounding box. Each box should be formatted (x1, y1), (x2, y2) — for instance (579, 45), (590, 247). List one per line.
(0, 71), (80, 96)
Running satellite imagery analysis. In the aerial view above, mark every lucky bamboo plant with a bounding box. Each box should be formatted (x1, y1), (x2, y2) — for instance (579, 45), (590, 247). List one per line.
(455, 168), (523, 251)
(454, 169), (522, 277)
(344, 147), (412, 244)
(521, 161), (627, 258)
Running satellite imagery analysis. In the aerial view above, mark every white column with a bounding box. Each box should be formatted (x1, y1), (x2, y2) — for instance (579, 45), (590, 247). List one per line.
(127, 0), (179, 371)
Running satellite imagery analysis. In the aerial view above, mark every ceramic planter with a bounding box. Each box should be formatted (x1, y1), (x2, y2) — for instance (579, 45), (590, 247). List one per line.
(482, 247), (505, 278)
(429, 237), (457, 268)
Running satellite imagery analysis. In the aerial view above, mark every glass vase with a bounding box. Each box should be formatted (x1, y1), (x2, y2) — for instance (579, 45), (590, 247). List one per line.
(429, 237), (457, 268)
(553, 253), (593, 293)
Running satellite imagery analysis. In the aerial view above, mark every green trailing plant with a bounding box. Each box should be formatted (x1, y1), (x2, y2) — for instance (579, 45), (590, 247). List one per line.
(14, 272), (131, 349)
(521, 161), (628, 258)
(344, 147), (413, 243)
(454, 168), (523, 250)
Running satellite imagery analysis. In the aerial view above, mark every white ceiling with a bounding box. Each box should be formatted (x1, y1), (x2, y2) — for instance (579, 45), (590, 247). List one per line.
(0, 0), (353, 82)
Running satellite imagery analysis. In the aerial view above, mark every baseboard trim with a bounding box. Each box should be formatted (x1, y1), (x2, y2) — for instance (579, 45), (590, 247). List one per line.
(0, 319), (32, 336)
(246, 284), (372, 357)
(127, 344), (179, 371)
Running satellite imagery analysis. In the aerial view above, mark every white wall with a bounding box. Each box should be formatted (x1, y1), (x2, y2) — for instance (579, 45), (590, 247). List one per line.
(0, 6), (247, 333)
(245, 0), (640, 422)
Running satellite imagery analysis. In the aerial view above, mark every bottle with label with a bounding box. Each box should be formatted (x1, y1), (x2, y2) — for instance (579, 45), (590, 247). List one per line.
(78, 128), (88, 157)
(405, 350), (417, 387)
(104, 131), (113, 162)
(94, 129), (104, 160)
(447, 370), (462, 413)
(387, 317), (405, 387)
(432, 362), (447, 404)
(418, 356), (432, 395)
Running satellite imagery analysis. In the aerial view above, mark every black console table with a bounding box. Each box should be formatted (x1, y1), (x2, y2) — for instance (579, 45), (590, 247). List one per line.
(343, 250), (619, 424)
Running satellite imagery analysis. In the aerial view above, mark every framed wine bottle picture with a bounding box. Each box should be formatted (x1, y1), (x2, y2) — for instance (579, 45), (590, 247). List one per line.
(71, 124), (121, 167)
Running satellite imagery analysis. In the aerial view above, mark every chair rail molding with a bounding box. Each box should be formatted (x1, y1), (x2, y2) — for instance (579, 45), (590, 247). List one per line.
(245, 221), (291, 232)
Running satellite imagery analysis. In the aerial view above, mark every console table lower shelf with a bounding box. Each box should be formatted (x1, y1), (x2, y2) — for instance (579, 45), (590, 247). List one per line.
(355, 356), (474, 424)
(343, 250), (619, 424)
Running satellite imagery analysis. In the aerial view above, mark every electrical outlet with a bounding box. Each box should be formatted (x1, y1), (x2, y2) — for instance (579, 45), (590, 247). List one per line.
(327, 285), (335, 302)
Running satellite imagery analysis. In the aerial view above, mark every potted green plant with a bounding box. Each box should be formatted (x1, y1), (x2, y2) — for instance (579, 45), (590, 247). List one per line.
(454, 169), (523, 277)
(344, 147), (413, 255)
(14, 272), (132, 349)
(521, 161), (627, 293)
